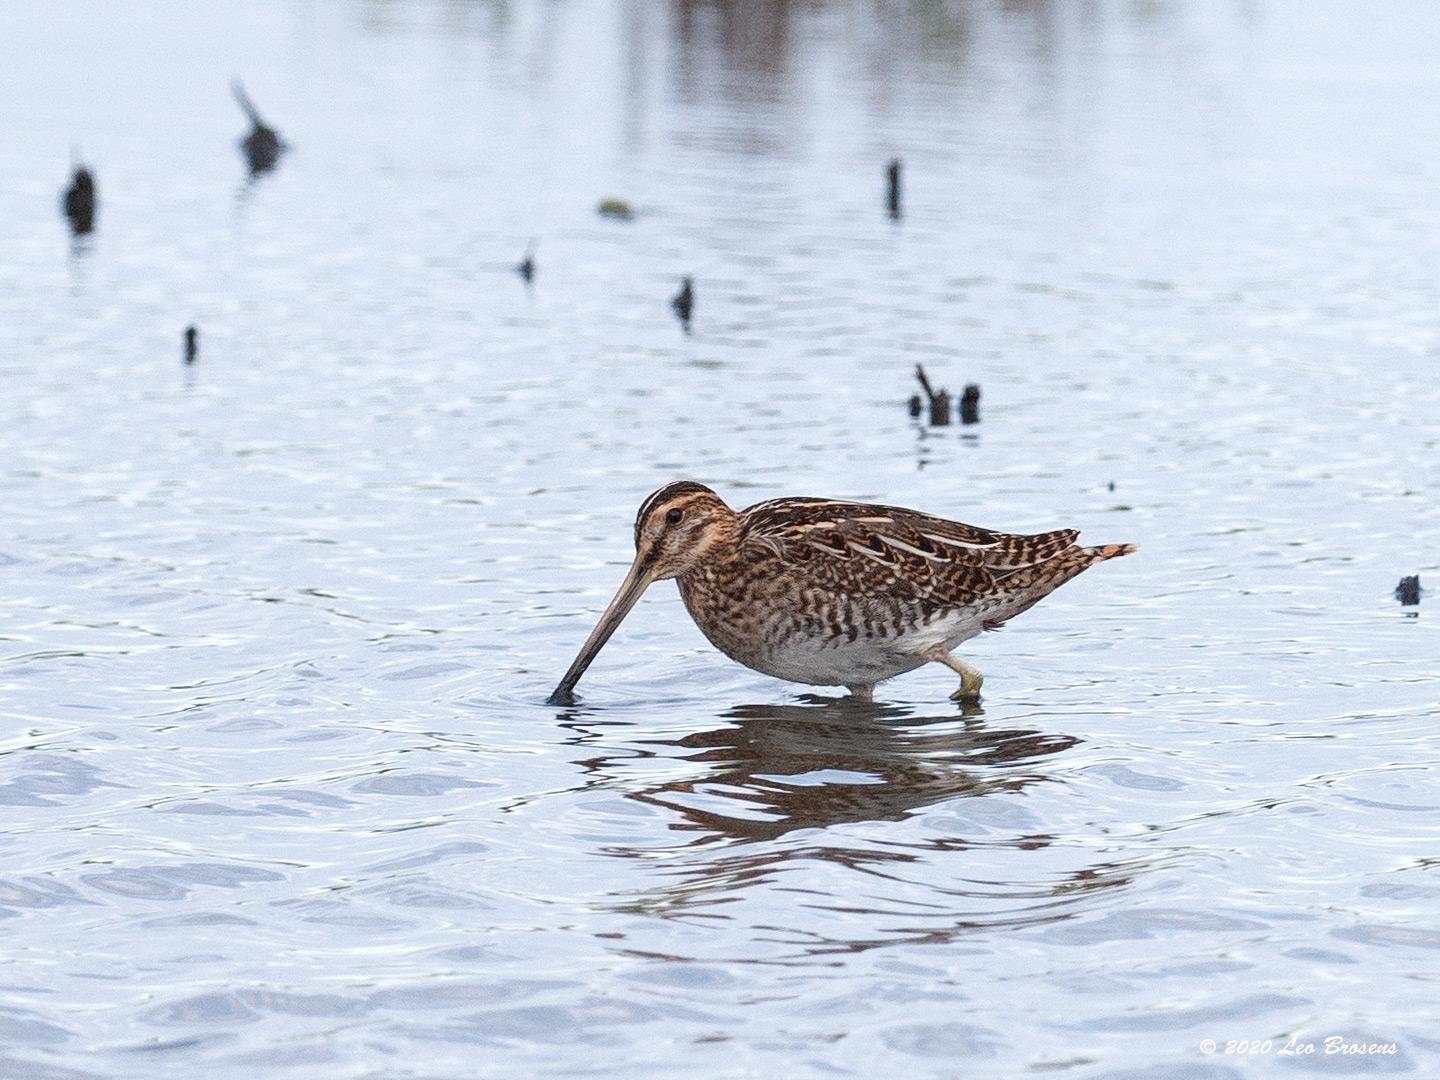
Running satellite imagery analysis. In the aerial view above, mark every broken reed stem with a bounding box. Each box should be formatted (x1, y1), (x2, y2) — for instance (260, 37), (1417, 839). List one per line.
(914, 363), (951, 425)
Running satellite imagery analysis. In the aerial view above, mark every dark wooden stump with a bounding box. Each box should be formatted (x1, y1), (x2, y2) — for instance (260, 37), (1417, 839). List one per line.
(959, 384), (980, 424)
(914, 364), (951, 426)
(233, 79), (285, 175)
(929, 390), (951, 425)
(1395, 575), (1421, 606)
(671, 276), (694, 327)
(63, 165), (96, 235)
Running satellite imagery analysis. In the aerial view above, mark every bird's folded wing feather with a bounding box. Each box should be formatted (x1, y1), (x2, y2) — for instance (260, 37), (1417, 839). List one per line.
(738, 498), (1080, 605)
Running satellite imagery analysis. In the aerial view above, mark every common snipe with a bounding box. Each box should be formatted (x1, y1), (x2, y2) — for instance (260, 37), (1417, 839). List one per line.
(548, 482), (1135, 704)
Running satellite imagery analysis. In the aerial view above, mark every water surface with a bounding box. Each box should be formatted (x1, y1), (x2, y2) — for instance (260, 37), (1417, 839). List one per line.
(2, 1), (1438, 1076)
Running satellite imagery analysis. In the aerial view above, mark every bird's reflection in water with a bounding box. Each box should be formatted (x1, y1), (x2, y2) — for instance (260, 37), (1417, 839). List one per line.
(586, 696), (1077, 845)
(557, 695), (1143, 945)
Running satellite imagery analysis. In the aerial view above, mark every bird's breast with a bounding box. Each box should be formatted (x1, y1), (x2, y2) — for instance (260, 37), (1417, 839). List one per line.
(676, 562), (980, 686)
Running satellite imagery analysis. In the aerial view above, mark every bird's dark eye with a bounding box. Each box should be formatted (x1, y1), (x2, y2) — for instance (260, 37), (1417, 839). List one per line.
(666, 508), (683, 525)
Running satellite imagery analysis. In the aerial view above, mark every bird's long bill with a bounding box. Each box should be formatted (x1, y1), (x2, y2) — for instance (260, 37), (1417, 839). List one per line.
(547, 557), (655, 705)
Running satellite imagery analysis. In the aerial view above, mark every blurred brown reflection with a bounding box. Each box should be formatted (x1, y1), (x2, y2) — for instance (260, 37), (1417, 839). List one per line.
(347, 0), (1128, 154)
(670, 0), (810, 103)
(661, 0), (982, 139)
(557, 699), (1117, 936)
(567, 697), (1077, 846)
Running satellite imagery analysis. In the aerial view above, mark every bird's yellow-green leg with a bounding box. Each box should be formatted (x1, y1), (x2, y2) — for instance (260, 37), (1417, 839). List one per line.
(925, 646), (983, 701)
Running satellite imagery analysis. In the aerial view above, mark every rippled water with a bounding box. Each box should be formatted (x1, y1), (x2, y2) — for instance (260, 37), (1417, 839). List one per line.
(3, 1), (1438, 1076)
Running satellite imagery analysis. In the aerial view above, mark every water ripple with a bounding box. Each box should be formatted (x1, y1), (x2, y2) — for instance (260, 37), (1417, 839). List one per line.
(2, 1), (1438, 1076)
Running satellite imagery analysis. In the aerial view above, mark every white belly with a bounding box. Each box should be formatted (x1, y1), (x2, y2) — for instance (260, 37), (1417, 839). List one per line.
(740, 607), (989, 687)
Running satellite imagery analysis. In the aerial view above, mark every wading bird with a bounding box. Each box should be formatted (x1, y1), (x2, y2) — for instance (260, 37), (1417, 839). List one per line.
(549, 482), (1134, 704)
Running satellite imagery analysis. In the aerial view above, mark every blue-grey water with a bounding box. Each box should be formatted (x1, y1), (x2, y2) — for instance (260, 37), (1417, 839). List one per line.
(2, 2), (1438, 1077)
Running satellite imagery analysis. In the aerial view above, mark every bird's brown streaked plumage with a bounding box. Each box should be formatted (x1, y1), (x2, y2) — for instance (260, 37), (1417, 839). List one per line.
(548, 482), (1135, 705)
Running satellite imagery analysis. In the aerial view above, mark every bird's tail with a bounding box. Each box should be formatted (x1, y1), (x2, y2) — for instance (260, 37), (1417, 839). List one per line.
(981, 540), (1136, 630)
(1085, 542), (1137, 563)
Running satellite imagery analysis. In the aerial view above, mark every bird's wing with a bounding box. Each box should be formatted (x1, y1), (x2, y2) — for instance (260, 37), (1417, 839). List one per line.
(738, 497), (1080, 606)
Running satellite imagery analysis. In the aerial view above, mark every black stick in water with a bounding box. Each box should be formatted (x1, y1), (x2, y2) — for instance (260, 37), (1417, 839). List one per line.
(1395, 575), (1421, 606)
(886, 158), (902, 220)
(929, 388), (951, 426)
(914, 364), (950, 426)
(183, 325), (199, 365)
(960, 383), (981, 425)
(232, 78), (285, 175)
(62, 151), (96, 236)
(672, 276), (694, 328)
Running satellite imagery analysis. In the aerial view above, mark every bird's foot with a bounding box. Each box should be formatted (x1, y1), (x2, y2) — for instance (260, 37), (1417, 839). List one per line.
(944, 659), (984, 701)
(924, 645), (984, 701)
